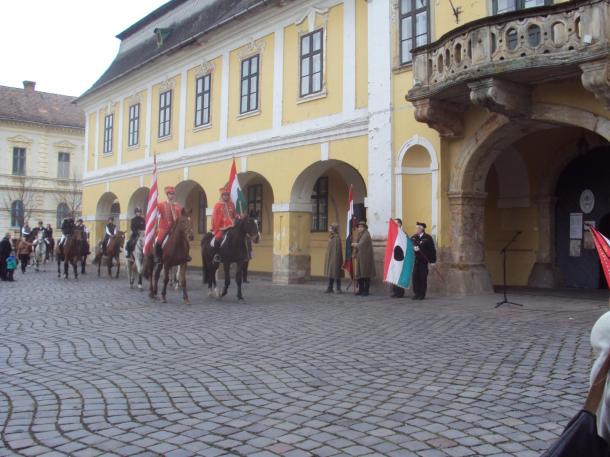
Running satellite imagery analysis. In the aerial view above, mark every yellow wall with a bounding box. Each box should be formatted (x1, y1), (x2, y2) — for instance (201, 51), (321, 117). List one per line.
(122, 90), (147, 163)
(151, 75), (181, 155)
(282, 5), (344, 124)
(355, 0), (368, 109)
(185, 56), (222, 148)
(227, 34), (274, 137)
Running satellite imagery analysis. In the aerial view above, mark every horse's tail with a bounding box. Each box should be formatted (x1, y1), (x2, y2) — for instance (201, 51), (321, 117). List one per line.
(202, 252), (208, 284)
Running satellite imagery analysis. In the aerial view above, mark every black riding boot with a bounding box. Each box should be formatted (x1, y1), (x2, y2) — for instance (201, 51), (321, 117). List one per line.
(336, 278), (342, 294)
(213, 238), (222, 263)
(325, 278), (334, 293)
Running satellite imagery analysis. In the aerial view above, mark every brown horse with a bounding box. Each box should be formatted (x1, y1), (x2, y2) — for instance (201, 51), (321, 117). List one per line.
(145, 209), (194, 304)
(56, 229), (84, 279)
(94, 231), (125, 278)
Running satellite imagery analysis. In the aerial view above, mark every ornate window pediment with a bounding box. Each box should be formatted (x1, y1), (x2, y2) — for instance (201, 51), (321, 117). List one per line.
(53, 140), (76, 150)
(7, 135), (33, 147)
(296, 7), (329, 34)
(195, 60), (216, 78)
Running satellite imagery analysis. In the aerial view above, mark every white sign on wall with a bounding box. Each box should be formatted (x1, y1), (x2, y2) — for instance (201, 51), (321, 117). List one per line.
(570, 212), (583, 239)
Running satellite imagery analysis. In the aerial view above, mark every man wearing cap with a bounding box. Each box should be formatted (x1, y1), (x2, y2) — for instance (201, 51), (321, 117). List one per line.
(155, 186), (183, 260)
(126, 208), (145, 258)
(211, 186), (237, 263)
(411, 221), (436, 300)
(102, 216), (117, 256)
(352, 221), (375, 296)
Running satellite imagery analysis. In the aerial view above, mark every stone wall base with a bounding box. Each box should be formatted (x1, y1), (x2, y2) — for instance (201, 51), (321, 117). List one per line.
(272, 254), (311, 284)
(527, 262), (563, 288)
(428, 262), (494, 296)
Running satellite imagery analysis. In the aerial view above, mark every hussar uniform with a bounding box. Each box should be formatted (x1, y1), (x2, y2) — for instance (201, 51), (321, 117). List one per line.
(155, 186), (183, 258)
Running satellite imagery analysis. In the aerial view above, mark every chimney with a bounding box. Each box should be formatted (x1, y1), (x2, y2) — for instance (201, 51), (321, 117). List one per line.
(23, 81), (36, 92)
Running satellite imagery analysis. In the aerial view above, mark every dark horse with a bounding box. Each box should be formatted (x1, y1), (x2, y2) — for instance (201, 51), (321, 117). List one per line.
(94, 231), (125, 278)
(55, 229), (83, 279)
(144, 209), (194, 304)
(201, 217), (260, 300)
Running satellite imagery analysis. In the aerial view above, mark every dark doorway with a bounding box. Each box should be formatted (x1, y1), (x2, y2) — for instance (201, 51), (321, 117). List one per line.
(598, 213), (610, 289)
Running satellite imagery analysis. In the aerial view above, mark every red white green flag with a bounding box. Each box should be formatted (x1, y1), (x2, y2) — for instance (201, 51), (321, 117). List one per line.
(228, 159), (247, 216)
(589, 225), (610, 287)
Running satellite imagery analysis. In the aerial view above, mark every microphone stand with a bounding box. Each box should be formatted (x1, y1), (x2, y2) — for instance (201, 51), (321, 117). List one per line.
(495, 231), (523, 308)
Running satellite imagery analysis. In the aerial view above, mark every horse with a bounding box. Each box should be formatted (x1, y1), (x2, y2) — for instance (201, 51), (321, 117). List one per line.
(94, 231), (125, 278)
(144, 209), (194, 304)
(56, 229), (83, 279)
(33, 229), (47, 272)
(126, 230), (145, 290)
(79, 238), (90, 274)
(201, 217), (260, 300)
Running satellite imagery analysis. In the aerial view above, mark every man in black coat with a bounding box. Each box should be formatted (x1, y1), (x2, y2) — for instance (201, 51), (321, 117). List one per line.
(0, 232), (13, 281)
(126, 208), (145, 257)
(411, 221), (436, 300)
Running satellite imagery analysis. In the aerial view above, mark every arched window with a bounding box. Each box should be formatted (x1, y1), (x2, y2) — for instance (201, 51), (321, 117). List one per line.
(11, 200), (24, 227)
(110, 200), (121, 221)
(56, 203), (70, 228)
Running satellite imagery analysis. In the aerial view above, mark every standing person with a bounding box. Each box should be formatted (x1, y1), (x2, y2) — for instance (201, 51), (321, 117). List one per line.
(352, 221), (375, 296)
(324, 224), (344, 293)
(126, 208), (145, 258)
(391, 218), (407, 298)
(211, 186), (237, 263)
(0, 232), (12, 281)
(6, 252), (17, 281)
(155, 186), (184, 261)
(102, 216), (117, 255)
(16, 237), (32, 274)
(411, 222), (436, 300)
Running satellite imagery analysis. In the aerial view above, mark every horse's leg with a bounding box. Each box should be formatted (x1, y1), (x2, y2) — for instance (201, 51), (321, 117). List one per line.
(222, 262), (230, 297)
(107, 254), (112, 277)
(236, 261), (244, 300)
(57, 256), (61, 278)
(73, 259), (78, 280)
(152, 262), (162, 298)
(64, 259), (69, 279)
(161, 265), (169, 303)
(180, 263), (189, 304)
(97, 255), (101, 277)
(115, 254), (120, 279)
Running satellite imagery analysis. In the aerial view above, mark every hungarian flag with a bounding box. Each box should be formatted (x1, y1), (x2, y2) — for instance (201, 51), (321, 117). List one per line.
(228, 159), (247, 216)
(342, 185), (355, 278)
(143, 155), (159, 255)
(384, 218), (415, 289)
(589, 225), (610, 287)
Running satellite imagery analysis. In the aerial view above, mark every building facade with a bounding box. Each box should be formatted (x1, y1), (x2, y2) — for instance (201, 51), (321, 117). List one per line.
(1, 81), (85, 236)
(78, 0), (610, 293)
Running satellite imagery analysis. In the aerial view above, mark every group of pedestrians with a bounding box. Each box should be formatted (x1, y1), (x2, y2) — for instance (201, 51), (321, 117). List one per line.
(323, 218), (436, 299)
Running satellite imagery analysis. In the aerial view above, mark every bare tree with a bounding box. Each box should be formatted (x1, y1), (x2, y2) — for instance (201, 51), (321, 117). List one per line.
(52, 172), (83, 221)
(2, 175), (36, 230)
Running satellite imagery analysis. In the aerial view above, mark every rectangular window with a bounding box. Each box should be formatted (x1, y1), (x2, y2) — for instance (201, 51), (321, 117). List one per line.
(247, 184), (263, 232)
(400, 0), (429, 65)
(158, 89), (172, 138)
(240, 55), (259, 114)
(128, 103), (140, 147)
(195, 74), (212, 127)
(103, 114), (113, 153)
(300, 29), (324, 97)
(493, 0), (551, 14)
(58, 152), (70, 179)
(311, 177), (328, 232)
(12, 147), (26, 176)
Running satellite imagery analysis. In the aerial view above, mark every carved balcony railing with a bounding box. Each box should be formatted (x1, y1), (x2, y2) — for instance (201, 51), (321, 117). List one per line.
(406, 0), (610, 138)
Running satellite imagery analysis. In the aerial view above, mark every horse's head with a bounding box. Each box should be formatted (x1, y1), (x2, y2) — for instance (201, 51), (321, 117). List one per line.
(117, 231), (126, 242)
(242, 216), (261, 244)
(179, 208), (194, 241)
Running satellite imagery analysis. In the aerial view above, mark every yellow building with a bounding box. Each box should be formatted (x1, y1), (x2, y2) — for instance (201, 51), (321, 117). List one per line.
(78, 0), (610, 294)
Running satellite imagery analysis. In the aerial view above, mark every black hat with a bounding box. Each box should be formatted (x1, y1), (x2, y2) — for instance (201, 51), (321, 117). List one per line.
(416, 221), (427, 229)
(78, 218), (83, 223)
(357, 220), (368, 229)
(395, 218), (403, 226)
(135, 207), (142, 213)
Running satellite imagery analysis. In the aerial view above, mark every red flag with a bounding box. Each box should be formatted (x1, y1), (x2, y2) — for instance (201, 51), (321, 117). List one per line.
(143, 156), (159, 255)
(342, 185), (354, 278)
(589, 225), (610, 287)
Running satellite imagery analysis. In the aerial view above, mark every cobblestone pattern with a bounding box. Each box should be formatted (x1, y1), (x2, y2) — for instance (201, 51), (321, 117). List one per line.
(0, 271), (606, 456)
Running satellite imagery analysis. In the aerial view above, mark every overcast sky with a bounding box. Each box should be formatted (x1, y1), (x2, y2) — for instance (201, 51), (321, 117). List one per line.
(1, 0), (168, 96)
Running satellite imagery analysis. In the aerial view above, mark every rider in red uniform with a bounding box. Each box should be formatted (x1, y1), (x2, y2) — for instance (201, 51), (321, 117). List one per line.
(211, 186), (237, 262)
(155, 186), (183, 260)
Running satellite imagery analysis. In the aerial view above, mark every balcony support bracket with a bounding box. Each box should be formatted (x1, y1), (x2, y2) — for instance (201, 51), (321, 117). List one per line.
(468, 78), (531, 118)
(581, 58), (610, 110)
(412, 98), (464, 139)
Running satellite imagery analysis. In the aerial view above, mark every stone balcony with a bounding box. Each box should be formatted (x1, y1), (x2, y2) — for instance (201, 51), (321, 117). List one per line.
(406, 0), (610, 138)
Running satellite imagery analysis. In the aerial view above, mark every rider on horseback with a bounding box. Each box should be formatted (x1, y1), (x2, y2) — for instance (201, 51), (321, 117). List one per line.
(127, 208), (145, 258)
(211, 186), (238, 263)
(58, 216), (75, 254)
(155, 186), (189, 262)
(21, 221), (32, 240)
(102, 216), (117, 256)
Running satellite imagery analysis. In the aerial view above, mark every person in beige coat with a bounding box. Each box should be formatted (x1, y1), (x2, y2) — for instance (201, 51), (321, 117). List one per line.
(352, 221), (375, 296)
(324, 224), (343, 293)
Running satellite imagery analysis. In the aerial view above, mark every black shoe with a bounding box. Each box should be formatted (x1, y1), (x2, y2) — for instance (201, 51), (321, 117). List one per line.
(361, 292), (369, 297)
(324, 288), (333, 294)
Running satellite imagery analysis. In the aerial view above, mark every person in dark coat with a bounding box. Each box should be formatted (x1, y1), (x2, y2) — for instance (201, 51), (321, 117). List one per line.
(391, 218), (406, 298)
(126, 208), (145, 257)
(411, 221), (436, 300)
(324, 224), (344, 293)
(16, 237), (32, 274)
(0, 232), (12, 281)
(352, 221), (375, 296)
(102, 216), (117, 255)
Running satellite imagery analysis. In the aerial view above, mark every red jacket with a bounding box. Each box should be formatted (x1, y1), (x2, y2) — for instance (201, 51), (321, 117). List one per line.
(156, 200), (183, 243)
(212, 201), (236, 240)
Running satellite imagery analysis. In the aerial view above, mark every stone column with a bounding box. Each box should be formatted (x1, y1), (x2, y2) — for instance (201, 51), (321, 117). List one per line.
(528, 196), (562, 288)
(436, 192), (493, 295)
(272, 205), (311, 284)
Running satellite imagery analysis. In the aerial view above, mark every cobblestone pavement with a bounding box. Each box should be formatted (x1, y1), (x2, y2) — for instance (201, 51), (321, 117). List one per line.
(1, 270), (607, 457)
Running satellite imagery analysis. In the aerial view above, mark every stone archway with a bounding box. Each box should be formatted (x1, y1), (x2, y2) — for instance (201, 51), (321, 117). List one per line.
(446, 104), (610, 295)
(95, 192), (120, 244)
(127, 187), (150, 217)
(175, 180), (207, 265)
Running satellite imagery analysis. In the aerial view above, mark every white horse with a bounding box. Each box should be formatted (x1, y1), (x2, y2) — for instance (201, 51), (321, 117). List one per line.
(126, 230), (145, 290)
(34, 230), (47, 272)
